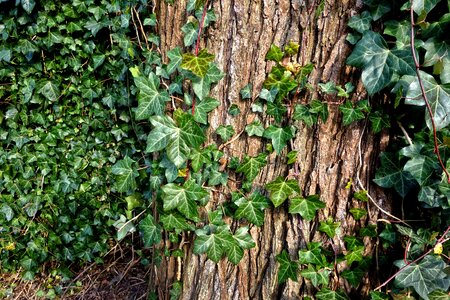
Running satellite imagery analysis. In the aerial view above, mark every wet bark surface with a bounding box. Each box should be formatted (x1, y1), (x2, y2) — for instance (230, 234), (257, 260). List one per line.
(155, 0), (390, 299)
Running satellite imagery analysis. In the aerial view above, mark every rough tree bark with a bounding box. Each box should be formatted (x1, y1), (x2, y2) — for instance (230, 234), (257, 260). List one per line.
(154, 0), (391, 299)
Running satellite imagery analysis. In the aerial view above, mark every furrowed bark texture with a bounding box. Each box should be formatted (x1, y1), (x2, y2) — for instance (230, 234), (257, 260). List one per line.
(155, 0), (391, 299)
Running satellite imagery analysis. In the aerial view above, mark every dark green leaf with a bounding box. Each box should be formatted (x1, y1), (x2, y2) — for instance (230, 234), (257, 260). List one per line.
(266, 177), (300, 207)
(234, 193), (269, 226)
(194, 97), (220, 124)
(349, 208), (367, 220)
(216, 125), (235, 141)
(263, 125), (294, 154)
(133, 72), (170, 119)
(245, 120), (265, 137)
(236, 153), (267, 183)
(316, 288), (349, 300)
(319, 218), (340, 238)
(265, 44), (284, 62)
(240, 84), (252, 99)
(111, 156), (138, 193)
(339, 100), (366, 126)
(301, 265), (331, 287)
(276, 250), (298, 283)
(140, 215), (162, 247)
(289, 195), (325, 221)
(347, 11), (372, 33)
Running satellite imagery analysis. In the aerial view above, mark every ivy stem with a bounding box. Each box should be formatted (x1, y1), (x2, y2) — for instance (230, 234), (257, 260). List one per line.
(195, 0), (210, 56)
(409, 1), (450, 183)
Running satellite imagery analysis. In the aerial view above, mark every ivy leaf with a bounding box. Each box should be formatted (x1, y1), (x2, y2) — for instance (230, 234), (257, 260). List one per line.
(233, 226), (255, 249)
(160, 213), (195, 232)
(276, 250), (298, 283)
(346, 31), (414, 94)
(285, 41), (300, 56)
(405, 71), (450, 130)
(181, 49), (215, 78)
(266, 177), (300, 207)
(259, 88), (278, 103)
(370, 291), (389, 300)
(298, 243), (326, 266)
(192, 63), (224, 100)
(234, 193), (270, 226)
(21, 0), (35, 14)
(161, 180), (208, 221)
(266, 102), (287, 123)
(339, 100), (366, 126)
(0, 204), (14, 221)
(263, 66), (298, 99)
(167, 47), (183, 75)
(310, 100), (329, 122)
(345, 246), (364, 265)
(394, 255), (450, 300)
(245, 120), (265, 137)
(265, 44), (284, 62)
(373, 153), (416, 197)
(384, 20), (411, 49)
(347, 11), (372, 34)
(240, 84), (252, 99)
(403, 156), (438, 186)
(38, 81), (59, 102)
(190, 149), (211, 173)
(139, 215), (162, 247)
(412, 0), (440, 15)
(369, 110), (390, 133)
(111, 156), (138, 193)
(263, 125), (294, 154)
(289, 195), (325, 221)
(342, 268), (365, 287)
(319, 218), (340, 238)
(236, 153), (267, 182)
(316, 288), (349, 300)
(181, 21), (198, 47)
(300, 265), (331, 287)
(216, 125), (235, 141)
(318, 82), (337, 94)
(228, 104), (241, 116)
(422, 38), (450, 67)
(428, 290), (450, 300)
(133, 72), (170, 120)
(146, 113), (205, 167)
(293, 104), (317, 127)
(194, 97), (220, 124)
(349, 208), (367, 220)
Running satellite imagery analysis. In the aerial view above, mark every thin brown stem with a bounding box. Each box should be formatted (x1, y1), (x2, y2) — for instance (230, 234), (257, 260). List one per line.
(410, 1), (450, 182)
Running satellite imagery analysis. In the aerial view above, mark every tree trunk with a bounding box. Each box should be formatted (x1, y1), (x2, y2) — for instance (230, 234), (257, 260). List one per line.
(155, 0), (390, 298)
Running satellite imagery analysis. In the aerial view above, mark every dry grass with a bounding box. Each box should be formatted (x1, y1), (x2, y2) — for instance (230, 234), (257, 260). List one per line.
(0, 245), (153, 300)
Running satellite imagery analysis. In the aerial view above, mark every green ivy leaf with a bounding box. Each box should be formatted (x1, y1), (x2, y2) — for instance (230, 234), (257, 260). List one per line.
(276, 250), (298, 283)
(266, 177), (300, 207)
(298, 243), (326, 267)
(194, 97), (220, 124)
(289, 195), (325, 221)
(265, 44), (285, 62)
(369, 291), (389, 300)
(428, 290), (450, 300)
(245, 120), (264, 137)
(342, 268), (365, 287)
(263, 125), (294, 154)
(21, 0), (36, 14)
(354, 190), (368, 202)
(264, 66), (298, 99)
(373, 152), (416, 197)
(310, 100), (329, 122)
(403, 155), (438, 186)
(318, 82), (337, 94)
(412, 0), (440, 15)
(293, 104), (317, 127)
(139, 215), (162, 247)
(346, 31), (414, 95)
(319, 217), (340, 238)
(160, 213), (195, 232)
(181, 49), (215, 78)
(234, 193), (270, 226)
(111, 156), (138, 193)
(405, 71), (450, 130)
(339, 100), (366, 126)
(161, 180), (208, 221)
(259, 88), (278, 103)
(192, 63), (224, 100)
(233, 226), (255, 249)
(133, 72), (170, 120)
(287, 151), (298, 165)
(369, 110), (390, 133)
(216, 125), (235, 141)
(240, 84), (252, 99)
(345, 246), (364, 265)
(394, 255), (450, 300)
(38, 81), (60, 102)
(349, 208), (367, 220)
(285, 41), (300, 56)
(228, 103), (241, 116)
(167, 47), (183, 75)
(181, 21), (198, 47)
(300, 265), (331, 287)
(316, 288), (349, 300)
(236, 153), (267, 183)
(347, 11), (372, 33)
